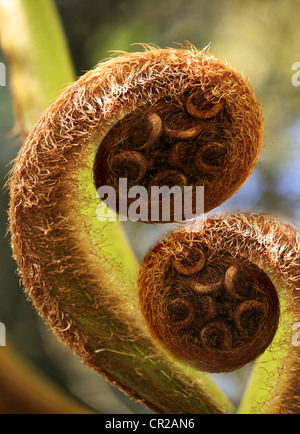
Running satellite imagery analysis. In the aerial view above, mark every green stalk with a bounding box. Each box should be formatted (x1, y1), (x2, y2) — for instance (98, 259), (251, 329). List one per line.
(237, 291), (292, 414)
(0, 0), (137, 278)
(0, 0), (74, 136)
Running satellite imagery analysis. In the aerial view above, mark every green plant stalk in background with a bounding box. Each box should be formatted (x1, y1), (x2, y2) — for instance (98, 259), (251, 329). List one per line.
(238, 292), (292, 414)
(0, 0), (233, 414)
(0, 0), (74, 136)
(0, 0), (93, 414)
(0, 0), (137, 283)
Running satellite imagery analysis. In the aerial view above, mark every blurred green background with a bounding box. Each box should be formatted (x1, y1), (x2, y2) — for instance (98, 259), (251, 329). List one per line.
(0, 0), (299, 413)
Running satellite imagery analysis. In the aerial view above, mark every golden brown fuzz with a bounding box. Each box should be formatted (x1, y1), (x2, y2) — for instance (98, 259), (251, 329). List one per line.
(9, 43), (298, 414)
(136, 213), (300, 413)
(137, 227), (280, 373)
(10, 46), (252, 415)
(93, 47), (264, 223)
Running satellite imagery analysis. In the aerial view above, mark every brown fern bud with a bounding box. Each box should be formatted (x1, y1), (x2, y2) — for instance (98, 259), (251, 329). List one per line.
(137, 242), (279, 373)
(138, 216), (299, 379)
(137, 213), (300, 413)
(93, 47), (264, 223)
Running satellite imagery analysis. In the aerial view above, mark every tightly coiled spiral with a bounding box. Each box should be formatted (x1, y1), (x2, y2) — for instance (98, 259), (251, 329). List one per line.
(137, 223), (280, 373)
(137, 213), (300, 413)
(93, 47), (264, 222)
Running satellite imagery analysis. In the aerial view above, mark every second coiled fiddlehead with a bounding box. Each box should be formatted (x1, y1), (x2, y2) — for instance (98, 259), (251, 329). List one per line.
(137, 213), (300, 414)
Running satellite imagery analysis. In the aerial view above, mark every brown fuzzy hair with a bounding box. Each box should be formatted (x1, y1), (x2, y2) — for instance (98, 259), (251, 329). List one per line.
(9, 46), (249, 415)
(137, 213), (300, 414)
(93, 46), (264, 223)
(8, 45), (292, 414)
